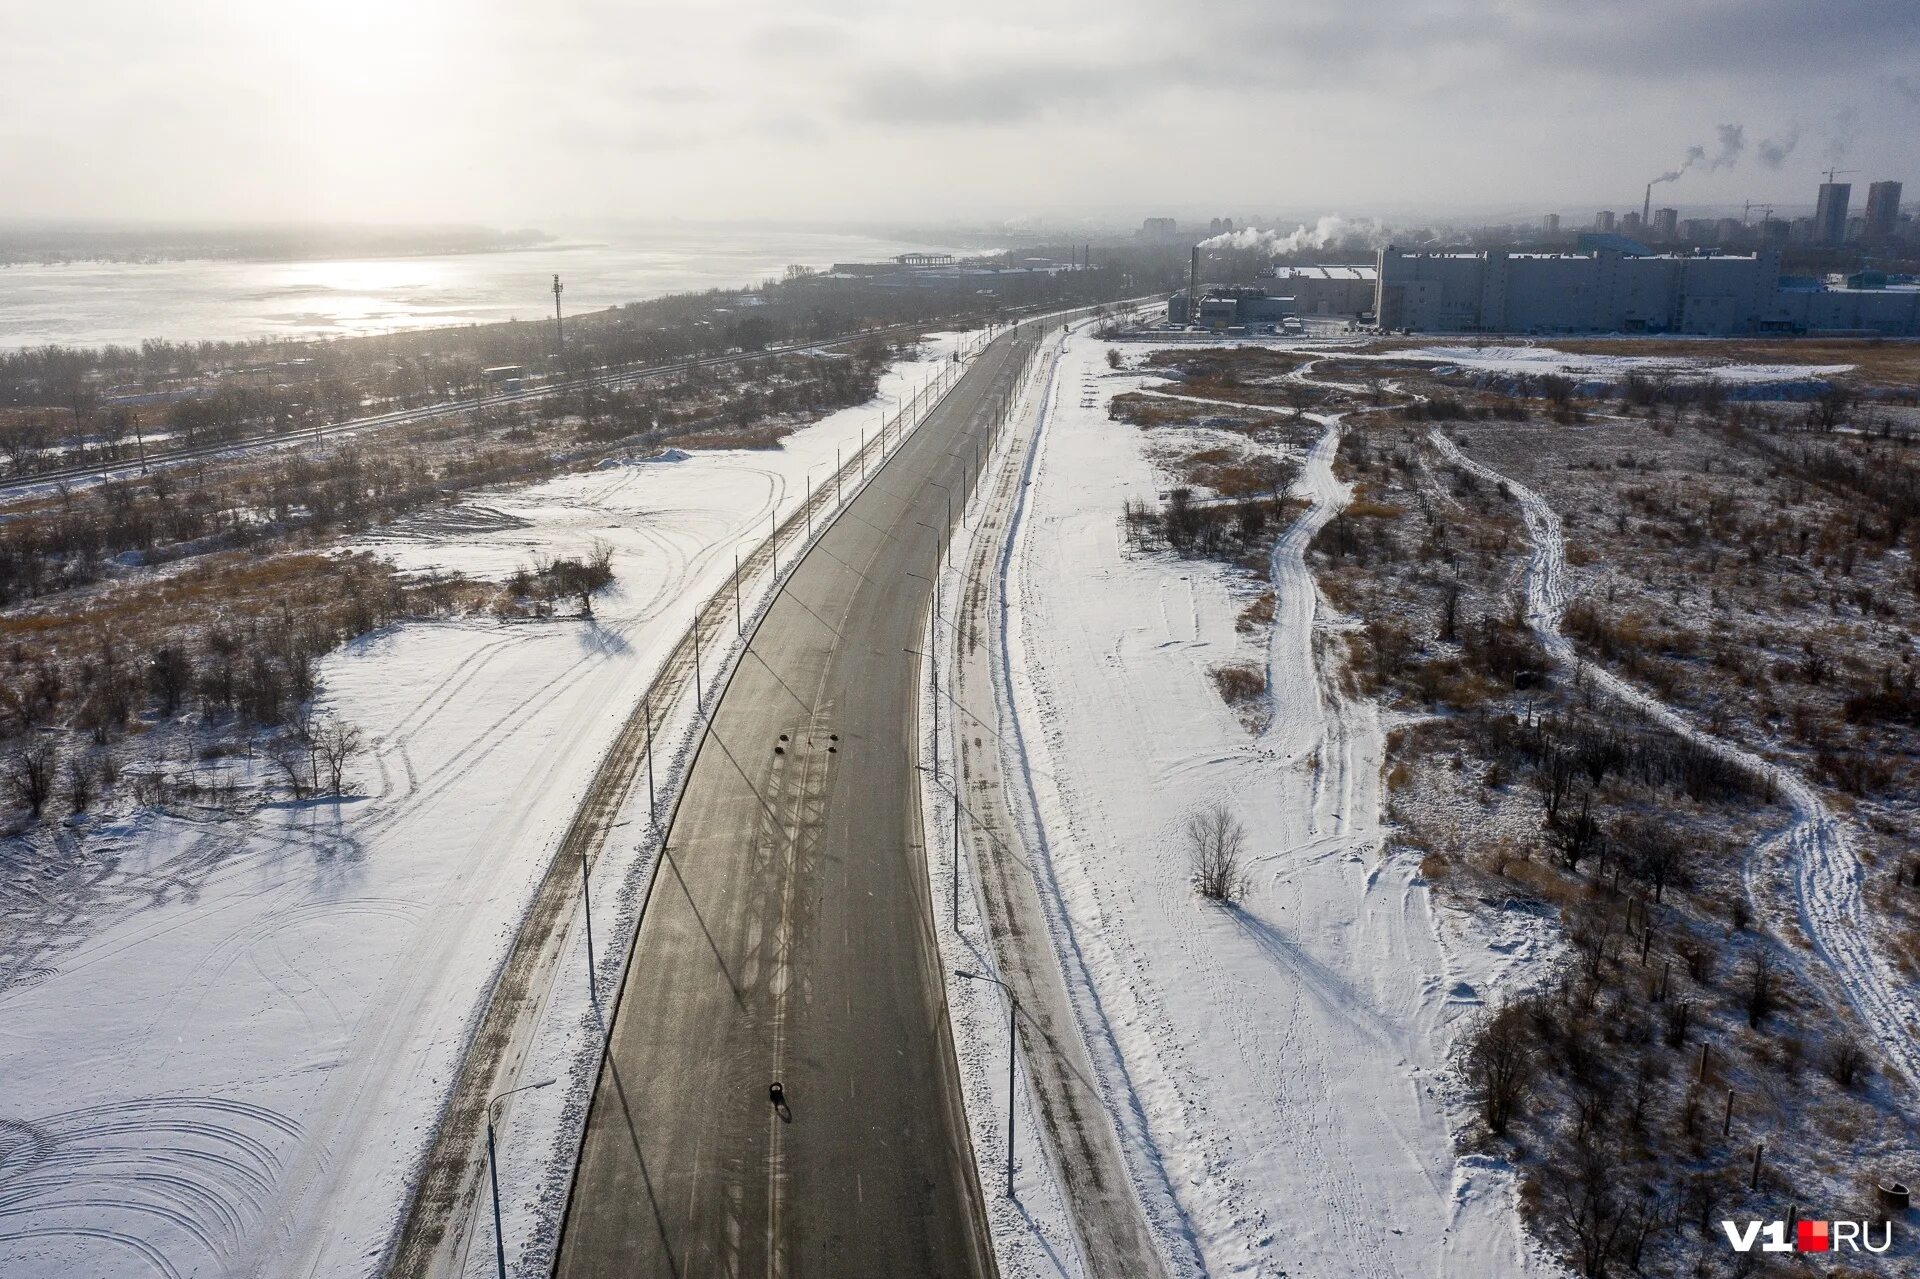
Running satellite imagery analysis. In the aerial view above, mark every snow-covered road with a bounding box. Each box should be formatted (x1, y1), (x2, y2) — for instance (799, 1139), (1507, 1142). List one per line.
(970, 332), (1545, 1277)
(1429, 429), (1920, 1094)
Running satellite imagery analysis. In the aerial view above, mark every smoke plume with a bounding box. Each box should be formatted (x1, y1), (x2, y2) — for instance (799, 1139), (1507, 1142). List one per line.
(1756, 126), (1800, 168)
(1199, 214), (1389, 254)
(1648, 122), (1755, 187)
(1651, 144), (1707, 186)
(1707, 123), (1744, 170)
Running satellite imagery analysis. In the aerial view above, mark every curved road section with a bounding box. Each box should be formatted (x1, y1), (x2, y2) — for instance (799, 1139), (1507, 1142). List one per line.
(555, 325), (1045, 1278)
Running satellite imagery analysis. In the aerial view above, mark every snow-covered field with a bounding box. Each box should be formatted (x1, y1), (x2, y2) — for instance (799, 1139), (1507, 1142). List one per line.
(0, 335), (968, 1279)
(959, 331), (1556, 1276)
(1431, 429), (1920, 1097)
(1399, 344), (1852, 386)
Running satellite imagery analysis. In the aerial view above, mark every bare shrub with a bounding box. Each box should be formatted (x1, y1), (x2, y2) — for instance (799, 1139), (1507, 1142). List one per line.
(1825, 1037), (1871, 1089)
(1187, 804), (1247, 902)
(1209, 663), (1266, 706)
(8, 743), (56, 816)
(1466, 1001), (1536, 1135)
(65, 755), (98, 813)
(1740, 951), (1780, 1029)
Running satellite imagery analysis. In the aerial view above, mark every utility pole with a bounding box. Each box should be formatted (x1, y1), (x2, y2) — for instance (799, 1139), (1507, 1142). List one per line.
(580, 844), (597, 1005)
(644, 693), (656, 825)
(552, 274), (565, 358)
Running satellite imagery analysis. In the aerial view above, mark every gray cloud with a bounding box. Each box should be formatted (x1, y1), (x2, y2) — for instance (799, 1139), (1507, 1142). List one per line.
(2, 0), (1916, 223)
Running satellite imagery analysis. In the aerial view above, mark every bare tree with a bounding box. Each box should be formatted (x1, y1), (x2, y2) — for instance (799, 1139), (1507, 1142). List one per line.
(1740, 951), (1780, 1029)
(65, 755), (98, 813)
(1555, 1140), (1632, 1277)
(8, 743), (56, 817)
(1465, 1001), (1536, 1135)
(1187, 804), (1247, 902)
(313, 719), (364, 797)
(269, 740), (313, 801)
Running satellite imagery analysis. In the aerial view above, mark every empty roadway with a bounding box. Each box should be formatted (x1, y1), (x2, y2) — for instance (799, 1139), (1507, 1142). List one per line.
(555, 321), (1046, 1278)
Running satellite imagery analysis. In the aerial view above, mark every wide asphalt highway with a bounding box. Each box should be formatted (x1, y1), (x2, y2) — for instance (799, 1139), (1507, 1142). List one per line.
(555, 321), (1046, 1277)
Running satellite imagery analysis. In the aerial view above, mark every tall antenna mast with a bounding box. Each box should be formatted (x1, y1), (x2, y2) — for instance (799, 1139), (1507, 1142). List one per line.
(552, 274), (565, 356)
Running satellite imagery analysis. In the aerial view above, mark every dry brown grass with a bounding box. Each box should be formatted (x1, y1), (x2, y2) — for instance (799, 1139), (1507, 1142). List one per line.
(1209, 663), (1267, 705)
(2, 551), (488, 665)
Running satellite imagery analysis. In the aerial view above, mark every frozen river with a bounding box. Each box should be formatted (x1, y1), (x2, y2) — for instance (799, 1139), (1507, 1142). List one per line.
(0, 225), (979, 350)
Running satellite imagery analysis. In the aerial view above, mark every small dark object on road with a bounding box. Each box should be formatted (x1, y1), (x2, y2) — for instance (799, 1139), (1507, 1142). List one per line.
(769, 1081), (792, 1122)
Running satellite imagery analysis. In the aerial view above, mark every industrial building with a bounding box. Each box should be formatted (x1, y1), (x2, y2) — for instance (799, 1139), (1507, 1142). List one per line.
(1168, 265), (1379, 330)
(1374, 245), (1920, 336)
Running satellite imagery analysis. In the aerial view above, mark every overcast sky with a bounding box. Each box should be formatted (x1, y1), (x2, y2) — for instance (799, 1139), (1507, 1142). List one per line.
(6, 0), (1919, 228)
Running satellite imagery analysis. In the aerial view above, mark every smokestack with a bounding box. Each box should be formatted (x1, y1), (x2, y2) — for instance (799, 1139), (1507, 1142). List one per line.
(1189, 245), (1200, 321)
(1642, 183), (1651, 227)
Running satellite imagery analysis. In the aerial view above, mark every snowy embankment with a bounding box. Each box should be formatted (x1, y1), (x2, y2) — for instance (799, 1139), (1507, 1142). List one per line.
(0, 334), (972, 1279)
(971, 332), (1549, 1278)
(1429, 429), (1920, 1094)
(917, 321), (1092, 1279)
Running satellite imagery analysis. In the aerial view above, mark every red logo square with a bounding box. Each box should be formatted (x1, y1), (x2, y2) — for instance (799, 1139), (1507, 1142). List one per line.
(1797, 1220), (1830, 1253)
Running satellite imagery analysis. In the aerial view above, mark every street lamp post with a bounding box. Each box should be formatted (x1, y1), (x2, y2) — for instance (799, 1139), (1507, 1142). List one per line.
(927, 482), (952, 569)
(955, 971), (1017, 1198)
(929, 576), (939, 767)
(487, 1078), (557, 1279)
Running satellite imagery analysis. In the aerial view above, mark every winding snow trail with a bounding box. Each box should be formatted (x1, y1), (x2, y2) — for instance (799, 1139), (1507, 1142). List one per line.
(1429, 429), (1920, 1094)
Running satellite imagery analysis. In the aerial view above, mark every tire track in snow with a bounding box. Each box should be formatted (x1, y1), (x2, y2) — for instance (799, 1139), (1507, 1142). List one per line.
(1429, 427), (1920, 1093)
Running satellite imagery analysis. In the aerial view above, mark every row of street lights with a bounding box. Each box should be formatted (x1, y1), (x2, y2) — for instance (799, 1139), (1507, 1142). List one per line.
(486, 318), (1049, 1278)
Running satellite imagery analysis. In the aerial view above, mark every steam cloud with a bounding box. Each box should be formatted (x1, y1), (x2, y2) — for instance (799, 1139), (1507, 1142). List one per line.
(1199, 214), (1390, 254)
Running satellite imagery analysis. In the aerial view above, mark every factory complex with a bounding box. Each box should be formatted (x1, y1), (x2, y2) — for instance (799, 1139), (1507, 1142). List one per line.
(1372, 246), (1920, 337)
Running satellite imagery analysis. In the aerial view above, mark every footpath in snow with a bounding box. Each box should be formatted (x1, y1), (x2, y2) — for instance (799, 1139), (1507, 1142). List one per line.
(0, 334), (974, 1279)
(967, 331), (1547, 1278)
(1430, 429), (1920, 1094)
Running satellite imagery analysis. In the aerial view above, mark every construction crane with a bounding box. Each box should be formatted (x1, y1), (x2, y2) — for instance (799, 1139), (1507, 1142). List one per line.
(1742, 200), (1774, 224)
(1822, 167), (1858, 184)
